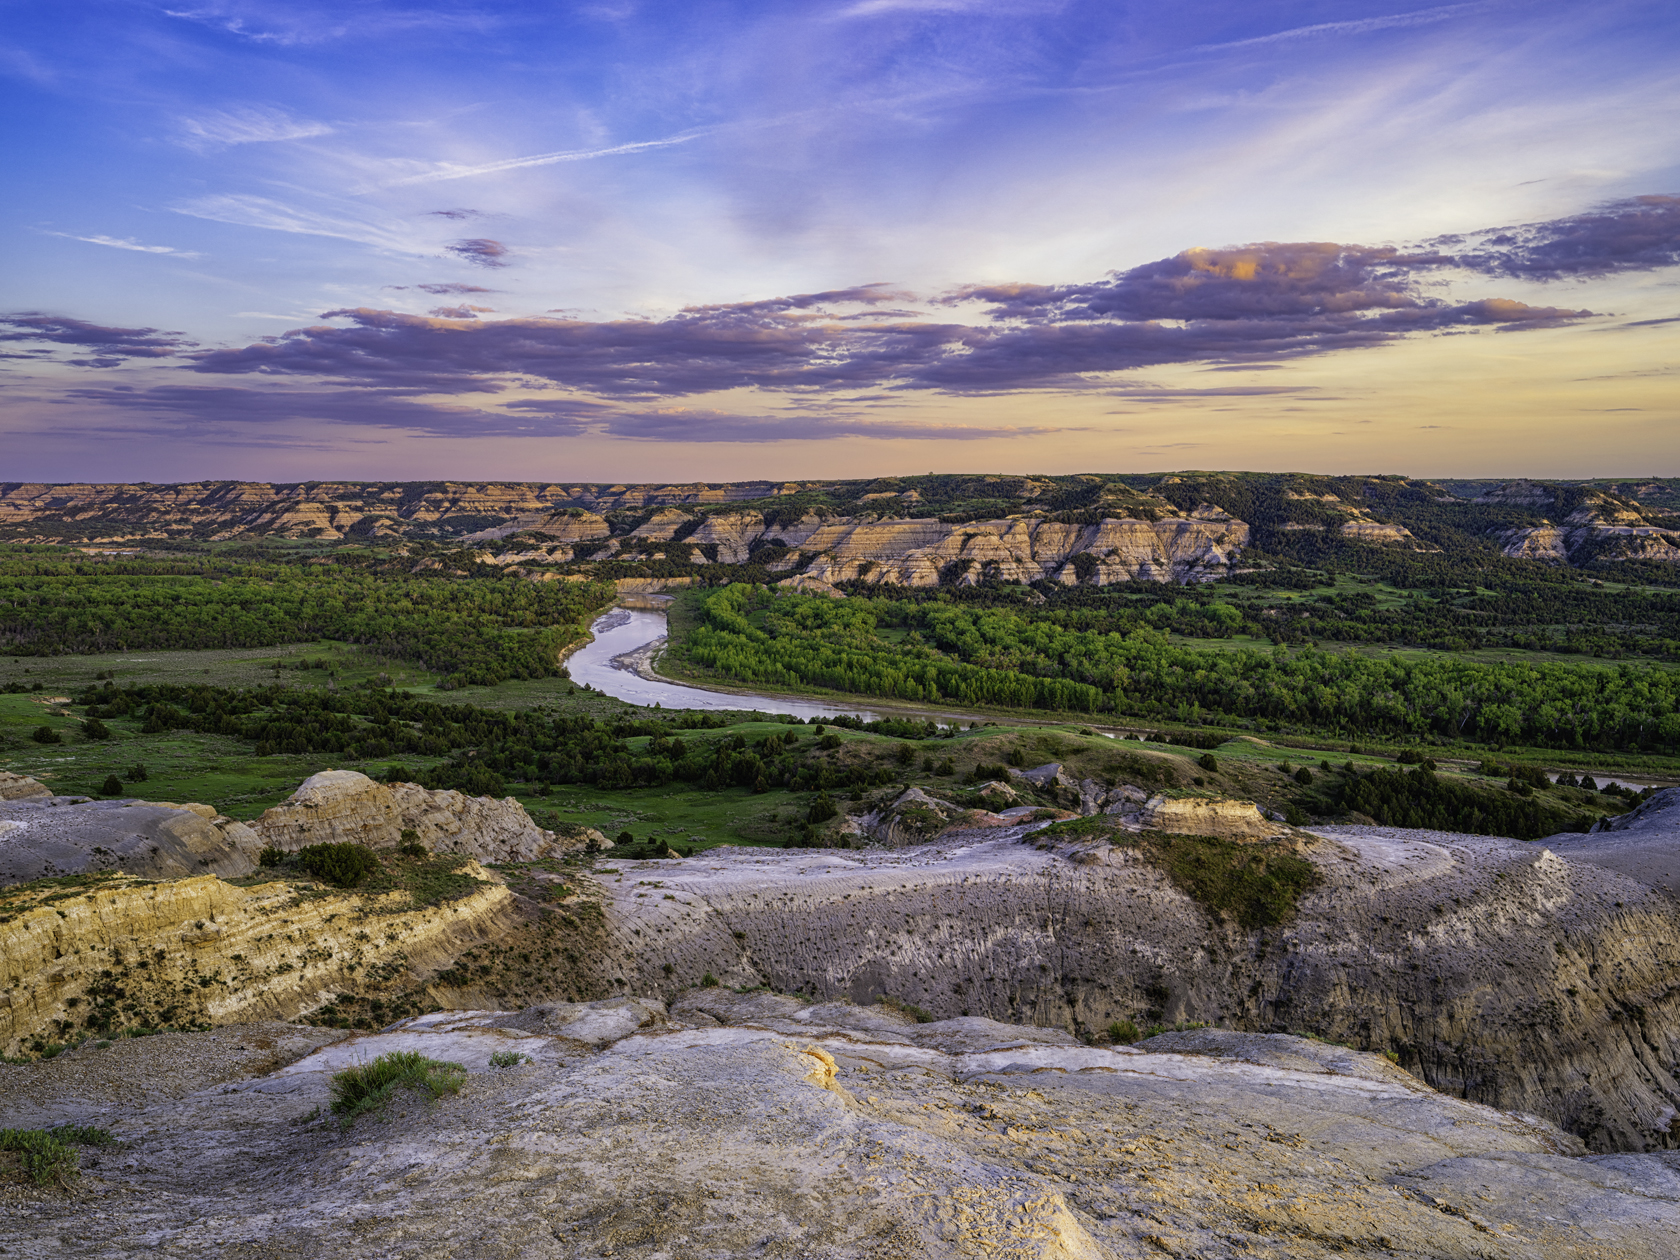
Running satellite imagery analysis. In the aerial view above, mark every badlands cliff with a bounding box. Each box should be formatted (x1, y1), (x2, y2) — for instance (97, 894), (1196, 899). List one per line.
(5, 473), (1674, 572)
(556, 823), (1680, 1153)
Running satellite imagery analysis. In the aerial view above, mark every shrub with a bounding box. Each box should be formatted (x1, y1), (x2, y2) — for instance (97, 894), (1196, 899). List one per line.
(1197, 752), (1219, 773)
(329, 1051), (465, 1127)
(293, 842), (380, 888)
(969, 761), (1009, 783)
(30, 725), (61, 745)
(806, 793), (838, 824)
(82, 717), (111, 741)
(701, 972), (719, 987)
(0, 1129), (80, 1187)
(397, 828), (428, 858)
(258, 846), (286, 868)
(124, 763), (148, 782)
(99, 775), (124, 796)
(488, 1050), (527, 1068)
(1106, 1019), (1140, 1045)
(894, 743), (917, 766)
(1294, 767), (1314, 785)
(616, 830), (634, 845)
(877, 994), (934, 1023)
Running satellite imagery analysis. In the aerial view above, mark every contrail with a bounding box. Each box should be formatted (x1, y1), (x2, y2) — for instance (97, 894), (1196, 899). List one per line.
(378, 129), (717, 188)
(1188, 3), (1486, 54)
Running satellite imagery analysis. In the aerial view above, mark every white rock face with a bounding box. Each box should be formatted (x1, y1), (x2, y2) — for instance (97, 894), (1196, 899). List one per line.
(253, 769), (586, 862)
(0, 795), (264, 885)
(16, 994), (1677, 1258)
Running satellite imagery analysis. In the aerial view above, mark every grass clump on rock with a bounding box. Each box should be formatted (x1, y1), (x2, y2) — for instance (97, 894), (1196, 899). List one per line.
(0, 1125), (115, 1187)
(293, 842), (381, 888)
(1041, 816), (1323, 929)
(329, 1051), (465, 1128)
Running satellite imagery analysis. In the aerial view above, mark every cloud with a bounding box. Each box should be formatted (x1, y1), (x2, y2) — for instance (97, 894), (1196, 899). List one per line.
(376, 129), (717, 188)
(427, 209), (482, 220)
(1186, 4), (1485, 54)
(39, 232), (201, 257)
(13, 197), (1674, 411)
(445, 238), (510, 267)
(56, 385), (598, 439)
(172, 194), (414, 251)
(682, 283), (917, 317)
(0, 313), (194, 364)
(161, 2), (491, 47)
(384, 283), (499, 295)
(502, 400), (1059, 442)
(175, 105), (333, 152)
(1442, 195), (1680, 279)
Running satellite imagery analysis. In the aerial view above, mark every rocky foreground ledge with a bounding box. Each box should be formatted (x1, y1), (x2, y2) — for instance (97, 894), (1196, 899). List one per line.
(2, 994), (1676, 1258)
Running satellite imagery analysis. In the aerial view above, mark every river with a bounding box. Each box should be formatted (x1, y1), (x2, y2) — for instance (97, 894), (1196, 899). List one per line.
(564, 607), (885, 721)
(564, 610), (1678, 790)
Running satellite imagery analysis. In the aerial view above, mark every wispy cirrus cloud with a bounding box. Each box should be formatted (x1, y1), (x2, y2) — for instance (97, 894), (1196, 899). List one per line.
(175, 105), (333, 152)
(1185, 3), (1487, 54)
(38, 231), (202, 257)
(170, 194), (417, 252)
(161, 2), (493, 47)
(371, 128), (719, 188)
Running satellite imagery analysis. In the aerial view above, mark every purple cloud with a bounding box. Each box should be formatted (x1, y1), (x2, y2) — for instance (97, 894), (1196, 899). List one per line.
(445, 238), (510, 267)
(1441, 195), (1680, 279)
(0, 313), (194, 363)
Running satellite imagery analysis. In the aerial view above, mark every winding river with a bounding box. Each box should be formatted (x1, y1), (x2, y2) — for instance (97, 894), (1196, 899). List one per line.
(565, 607), (885, 721)
(563, 608), (1676, 791)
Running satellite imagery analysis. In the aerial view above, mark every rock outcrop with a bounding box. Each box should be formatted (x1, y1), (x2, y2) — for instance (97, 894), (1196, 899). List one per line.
(252, 769), (583, 862)
(0, 795), (264, 885)
(1135, 793), (1280, 838)
(787, 510), (1249, 587)
(1543, 786), (1680, 893)
(0, 863), (517, 1055)
(9, 994), (1678, 1257)
(0, 770), (51, 801)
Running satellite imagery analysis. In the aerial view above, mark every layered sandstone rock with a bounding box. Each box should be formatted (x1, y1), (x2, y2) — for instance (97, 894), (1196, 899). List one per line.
(0, 795), (264, 885)
(252, 770), (580, 862)
(0, 863), (515, 1055)
(0, 770), (51, 801)
(1337, 518), (1435, 548)
(1136, 793), (1281, 838)
(1499, 498), (1680, 565)
(790, 511), (1249, 587)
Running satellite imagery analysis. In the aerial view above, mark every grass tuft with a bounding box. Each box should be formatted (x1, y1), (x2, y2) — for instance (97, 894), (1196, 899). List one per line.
(1040, 817), (1324, 929)
(329, 1051), (466, 1127)
(877, 994), (934, 1023)
(0, 1125), (112, 1187)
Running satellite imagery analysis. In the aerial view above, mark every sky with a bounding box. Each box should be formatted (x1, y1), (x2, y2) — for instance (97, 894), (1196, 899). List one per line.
(2, 0), (1677, 485)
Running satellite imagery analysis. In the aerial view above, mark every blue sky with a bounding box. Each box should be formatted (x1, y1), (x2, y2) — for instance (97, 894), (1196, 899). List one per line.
(2, 0), (1677, 482)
